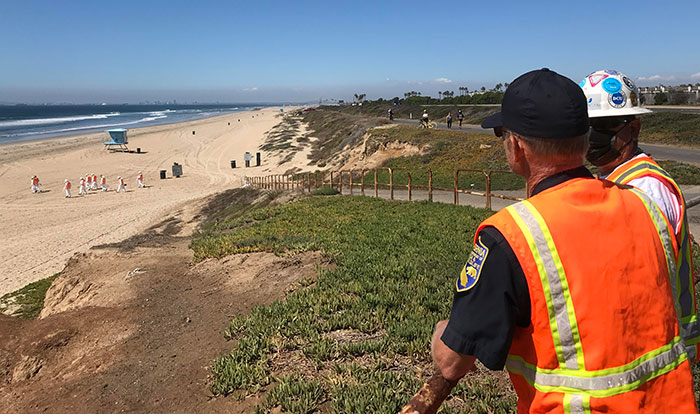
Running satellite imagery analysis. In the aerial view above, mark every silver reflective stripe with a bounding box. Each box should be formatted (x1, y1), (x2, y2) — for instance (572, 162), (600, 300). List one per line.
(683, 319), (700, 341)
(629, 189), (680, 316)
(511, 203), (579, 370)
(686, 344), (697, 361)
(506, 341), (686, 392)
(570, 394), (585, 414)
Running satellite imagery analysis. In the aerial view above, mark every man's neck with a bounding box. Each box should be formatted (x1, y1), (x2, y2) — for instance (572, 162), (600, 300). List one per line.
(527, 161), (584, 194)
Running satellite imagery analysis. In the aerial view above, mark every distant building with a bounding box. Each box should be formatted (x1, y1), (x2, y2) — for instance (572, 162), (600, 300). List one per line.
(639, 85), (700, 105)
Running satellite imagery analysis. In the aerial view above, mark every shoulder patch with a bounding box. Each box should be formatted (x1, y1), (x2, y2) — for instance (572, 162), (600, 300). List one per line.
(456, 236), (489, 292)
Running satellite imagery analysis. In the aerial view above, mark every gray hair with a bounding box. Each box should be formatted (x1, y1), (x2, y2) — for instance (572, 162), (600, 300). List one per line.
(505, 130), (590, 158)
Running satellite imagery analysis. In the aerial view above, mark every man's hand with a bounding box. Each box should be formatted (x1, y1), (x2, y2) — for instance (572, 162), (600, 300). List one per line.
(431, 319), (475, 381)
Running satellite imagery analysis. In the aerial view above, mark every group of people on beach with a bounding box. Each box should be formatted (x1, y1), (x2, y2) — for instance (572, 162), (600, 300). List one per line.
(31, 172), (146, 198)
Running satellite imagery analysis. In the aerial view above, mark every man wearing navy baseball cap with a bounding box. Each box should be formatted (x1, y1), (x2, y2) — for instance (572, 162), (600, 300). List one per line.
(419, 69), (696, 413)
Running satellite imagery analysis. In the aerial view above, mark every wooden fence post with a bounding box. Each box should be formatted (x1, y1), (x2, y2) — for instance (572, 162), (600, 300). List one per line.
(374, 169), (378, 198)
(407, 172), (412, 201)
(485, 172), (492, 209)
(389, 168), (394, 200)
(349, 171), (353, 195)
(453, 170), (459, 205)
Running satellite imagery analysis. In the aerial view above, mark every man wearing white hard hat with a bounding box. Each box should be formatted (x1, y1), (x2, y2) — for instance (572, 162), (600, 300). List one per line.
(581, 69), (698, 361)
(116, 176), (126, 193)
(137, 171), (145, 188)
(100, 174), (108, 191)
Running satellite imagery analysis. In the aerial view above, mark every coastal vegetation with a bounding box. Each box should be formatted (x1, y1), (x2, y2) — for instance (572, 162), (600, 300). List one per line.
(193, 191), (517, 412)
(0, 273), (59, 319)
(639, 112), (700, 148)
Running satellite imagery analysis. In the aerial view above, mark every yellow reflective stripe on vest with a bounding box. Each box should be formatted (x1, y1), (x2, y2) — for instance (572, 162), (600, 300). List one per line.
(507, 201), (584, 370)
(611, 161), (697, 351)
(628, 188), (682, 324)
(506, 338), (687, 398)
(611, 161), (675, 189)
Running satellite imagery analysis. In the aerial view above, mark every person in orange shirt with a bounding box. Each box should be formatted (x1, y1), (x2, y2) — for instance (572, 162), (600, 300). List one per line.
(85, 173), (92, 191)
(31, 175), (40, 193)
(91, 173), (98, 190)
(116, 176), (126, 193)
(100, 175), (108, 192)
(78, 177), (87, 196)
(137, 171), (145, 188)
(425, 69), (696, 414)
(63, 179), (71, 198)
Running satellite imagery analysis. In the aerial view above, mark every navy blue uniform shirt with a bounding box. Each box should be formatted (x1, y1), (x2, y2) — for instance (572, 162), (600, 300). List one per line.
(441, 166), (593, 370)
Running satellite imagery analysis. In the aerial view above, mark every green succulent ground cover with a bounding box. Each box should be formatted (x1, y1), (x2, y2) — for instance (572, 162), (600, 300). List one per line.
(640, 112), (700, 149)
(193, 191), (517, 413)
(656, 160), (700, 185)
(0, 273), (59, 318)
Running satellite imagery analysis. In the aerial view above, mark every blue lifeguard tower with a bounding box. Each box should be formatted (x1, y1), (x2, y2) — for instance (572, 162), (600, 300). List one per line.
(104, 128), (129, 152)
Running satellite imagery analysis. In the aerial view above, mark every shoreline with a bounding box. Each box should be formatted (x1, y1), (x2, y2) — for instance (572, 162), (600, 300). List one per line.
(0, 106), (305, 296)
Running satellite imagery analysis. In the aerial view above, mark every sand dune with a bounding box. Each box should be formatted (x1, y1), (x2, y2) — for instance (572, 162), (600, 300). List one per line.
(0, 107), (304, 295)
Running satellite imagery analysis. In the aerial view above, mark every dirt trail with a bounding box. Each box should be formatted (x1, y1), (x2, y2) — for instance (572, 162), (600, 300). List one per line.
(0, 191), (327, 413)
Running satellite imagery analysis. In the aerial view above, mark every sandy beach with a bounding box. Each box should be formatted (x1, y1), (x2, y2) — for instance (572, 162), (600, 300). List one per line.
(0, 107), (305, 296)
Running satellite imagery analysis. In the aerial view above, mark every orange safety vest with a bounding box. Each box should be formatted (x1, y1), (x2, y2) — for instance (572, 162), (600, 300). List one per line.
(65, 182), (71, 190)
(80, 179), (85, 186)
(86, 176), (92, 183)
(478, 178), (696, 413)
(606, 155), (698, 361)
(32, 177), (39, 185)
(137, 174), (143, 181)
(101, 177), (106, 185)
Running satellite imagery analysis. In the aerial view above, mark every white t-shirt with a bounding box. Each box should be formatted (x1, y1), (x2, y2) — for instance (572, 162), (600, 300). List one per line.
(603, 153), (682, 233)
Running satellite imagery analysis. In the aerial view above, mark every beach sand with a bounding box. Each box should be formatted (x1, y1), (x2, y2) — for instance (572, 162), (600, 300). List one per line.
(0, 107), (305, 296)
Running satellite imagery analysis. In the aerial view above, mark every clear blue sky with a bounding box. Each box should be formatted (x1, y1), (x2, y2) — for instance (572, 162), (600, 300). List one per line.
(2, 0), (699, 103)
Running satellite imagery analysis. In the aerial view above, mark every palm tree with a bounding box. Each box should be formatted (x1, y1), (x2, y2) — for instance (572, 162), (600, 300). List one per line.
(495, 83), (503, 91)
(480, 86), (486, 93)
(438, 91), (442, 100)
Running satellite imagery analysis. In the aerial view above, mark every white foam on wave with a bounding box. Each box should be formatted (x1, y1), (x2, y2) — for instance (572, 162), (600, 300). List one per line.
(0, 112), (121, 128)
(0, 115), (168, 138)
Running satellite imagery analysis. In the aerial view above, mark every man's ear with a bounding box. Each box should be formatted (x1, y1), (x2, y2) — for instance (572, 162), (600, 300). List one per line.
(510, 134), (525, 160)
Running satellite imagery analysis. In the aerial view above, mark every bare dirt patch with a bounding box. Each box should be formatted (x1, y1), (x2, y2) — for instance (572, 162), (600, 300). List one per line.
(0, 192), (328, 413)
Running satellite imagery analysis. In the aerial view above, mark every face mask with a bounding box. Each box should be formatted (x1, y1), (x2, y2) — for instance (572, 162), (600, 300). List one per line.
(586, 128), (620, 166)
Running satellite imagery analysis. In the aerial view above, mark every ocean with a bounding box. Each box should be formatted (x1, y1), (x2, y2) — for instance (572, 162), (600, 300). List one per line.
(0, 104), (266, 144)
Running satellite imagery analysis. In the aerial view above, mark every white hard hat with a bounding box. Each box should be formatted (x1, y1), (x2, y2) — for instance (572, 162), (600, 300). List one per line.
(579, 70), (651, 118)
(65, 179), (69, 182)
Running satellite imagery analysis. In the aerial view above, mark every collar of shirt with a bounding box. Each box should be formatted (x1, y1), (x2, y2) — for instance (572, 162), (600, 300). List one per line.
(531, 166), (594, 196)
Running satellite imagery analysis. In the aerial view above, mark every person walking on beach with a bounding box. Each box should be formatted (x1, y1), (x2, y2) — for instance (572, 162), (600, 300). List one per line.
(137, 171), (145, 188)
(85, 173), (93, 191)
(31, 175), (40, 193)
(64, 179), (71, 198)
(457, 110), (464, 128)
(446, 112), (453, 128)
(92, 173), (98, 190)
(79, 177), (87, 196)
(116, 176), (126, 193)
(100, 175), (108, 191)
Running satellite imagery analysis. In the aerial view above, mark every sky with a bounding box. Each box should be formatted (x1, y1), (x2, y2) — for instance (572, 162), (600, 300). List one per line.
(1, 0), (699, 104)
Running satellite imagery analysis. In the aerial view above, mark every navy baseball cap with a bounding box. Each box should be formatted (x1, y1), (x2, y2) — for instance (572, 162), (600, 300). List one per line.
(481, 68), (589, 138)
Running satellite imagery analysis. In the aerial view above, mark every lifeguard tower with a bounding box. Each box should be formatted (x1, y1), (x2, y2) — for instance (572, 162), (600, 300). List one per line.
(104, 128), (129, 152)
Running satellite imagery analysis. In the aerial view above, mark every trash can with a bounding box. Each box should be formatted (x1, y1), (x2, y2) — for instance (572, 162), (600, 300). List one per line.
(192, 131), (195, 135)
(160, 170), (167, 179)
(137, 147), (141, 153)
(172, 163), (183, 178)
(256, 152), (261, 167)
(230, 160), (236, 168)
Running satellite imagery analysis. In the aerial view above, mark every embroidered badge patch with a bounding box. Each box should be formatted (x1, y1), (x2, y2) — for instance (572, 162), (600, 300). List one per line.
(456, 237), (489, 292)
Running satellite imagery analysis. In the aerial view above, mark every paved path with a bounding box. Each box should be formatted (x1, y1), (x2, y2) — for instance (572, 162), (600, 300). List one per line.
(393, 119), (700, 165)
